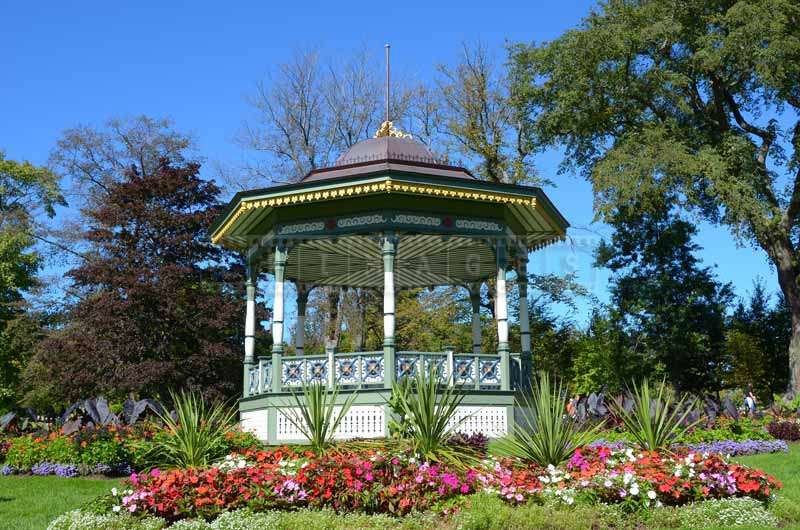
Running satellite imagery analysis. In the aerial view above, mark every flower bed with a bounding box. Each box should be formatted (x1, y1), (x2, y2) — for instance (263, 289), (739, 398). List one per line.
(90, 445), (780, 523)
(482, 446), (780, 509)
(106, 448), (477, 520)
(0, 425), (261, 477)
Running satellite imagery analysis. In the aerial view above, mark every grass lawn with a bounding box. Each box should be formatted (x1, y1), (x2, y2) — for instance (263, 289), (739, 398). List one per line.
(0, 475), (120, 530)
(735, 443), (800, 527)
(1, 445), (798, 530)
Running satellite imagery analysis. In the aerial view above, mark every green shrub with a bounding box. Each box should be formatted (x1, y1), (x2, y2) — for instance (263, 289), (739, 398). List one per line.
(6, 435), (51, 469)
(391, 367), (471, 465)
(47, 510), (167, 530)
(146, 390), (238, 469)
(494, 371), (599, 467)
(80, 440), (128, 466)
(282, 382), (356, 454)
(612, 379), (699, 451)
(679, 417), (772, 444)
(672, 497), (778, 529)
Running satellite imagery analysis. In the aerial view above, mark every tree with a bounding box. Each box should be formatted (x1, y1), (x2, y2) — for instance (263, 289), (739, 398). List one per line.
(438, 42), (540, 184)
(27, 161), (251, 402)
(595, 205), (734, 393)
(511, 0), (800, 391)
(0, 152), (64, 408)
(727, 281), (791, 399)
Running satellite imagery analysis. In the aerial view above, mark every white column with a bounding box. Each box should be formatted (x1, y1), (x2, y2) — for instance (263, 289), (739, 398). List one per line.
(468, 283), (482, 355)
(243, 265), (258, 397)
(271, 244), (288, 354)
(295, 283), (309, 356)
(495, 241), (510, 390)
(244, 269), (257, 363)
(381, 234), (398, 388)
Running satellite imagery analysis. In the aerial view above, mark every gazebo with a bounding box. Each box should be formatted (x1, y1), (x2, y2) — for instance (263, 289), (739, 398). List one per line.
(210, 121), (569, 443)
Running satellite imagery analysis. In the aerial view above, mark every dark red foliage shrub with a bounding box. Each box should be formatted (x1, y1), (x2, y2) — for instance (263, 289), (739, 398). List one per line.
(766, 420), (800, 441)
(447, 432), (489, 454)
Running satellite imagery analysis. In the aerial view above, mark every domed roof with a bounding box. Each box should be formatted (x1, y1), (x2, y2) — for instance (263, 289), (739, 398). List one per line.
(302, 123), (475, 183)
(335, 136), (438, 165)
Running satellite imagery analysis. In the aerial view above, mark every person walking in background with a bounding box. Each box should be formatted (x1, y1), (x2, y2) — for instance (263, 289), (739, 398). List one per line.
(744, 384), (757, 416)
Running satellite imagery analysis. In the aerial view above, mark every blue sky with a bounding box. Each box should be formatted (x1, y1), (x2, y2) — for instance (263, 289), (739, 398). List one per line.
(0, 0), (777, 322)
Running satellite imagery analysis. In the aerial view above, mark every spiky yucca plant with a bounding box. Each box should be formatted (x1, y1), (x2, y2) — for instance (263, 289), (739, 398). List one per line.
(612, 378), (699, 451)
(150, 390), (237, 469)
(494, 371), (599, 467)
(392, 367), (470, 464)
(283, 382), (356, 454)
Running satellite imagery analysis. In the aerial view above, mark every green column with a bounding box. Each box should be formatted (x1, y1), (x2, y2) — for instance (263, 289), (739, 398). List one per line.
(517, 256), (532, 390)
(381, 234), (398, 388)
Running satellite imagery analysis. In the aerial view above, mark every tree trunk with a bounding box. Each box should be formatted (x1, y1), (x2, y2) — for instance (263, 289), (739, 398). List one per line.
(772, 241), (800, 393)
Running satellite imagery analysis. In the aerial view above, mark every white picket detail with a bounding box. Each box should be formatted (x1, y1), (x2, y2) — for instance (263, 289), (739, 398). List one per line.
(447, 406), (507, 437)
(240, 409), (269, 440)
(276, 405), (386, 441)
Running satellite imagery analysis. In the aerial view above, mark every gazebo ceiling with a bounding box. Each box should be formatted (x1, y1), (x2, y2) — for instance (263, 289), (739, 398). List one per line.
(275, 234), (497, 288)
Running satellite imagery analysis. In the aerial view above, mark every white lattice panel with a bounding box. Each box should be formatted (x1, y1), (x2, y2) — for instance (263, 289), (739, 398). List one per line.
(276, 405), (385, 441)
(240, 409), (269, 440)
(448, 406), (508, 437)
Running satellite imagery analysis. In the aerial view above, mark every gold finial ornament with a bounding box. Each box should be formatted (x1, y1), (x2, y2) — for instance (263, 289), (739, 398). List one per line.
(374, 120), (412, 139)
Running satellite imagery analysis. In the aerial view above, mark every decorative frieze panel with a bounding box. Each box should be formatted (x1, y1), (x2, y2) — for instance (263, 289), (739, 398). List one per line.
(274, 211), (505, 238)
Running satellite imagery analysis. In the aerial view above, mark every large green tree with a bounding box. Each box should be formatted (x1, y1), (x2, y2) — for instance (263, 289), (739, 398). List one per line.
(596, 205), (734, 393)
(511, 0), (800, 391)
(0, 152), (63, 408)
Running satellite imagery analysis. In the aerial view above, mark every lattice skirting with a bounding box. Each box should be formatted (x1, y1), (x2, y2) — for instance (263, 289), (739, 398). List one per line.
(242, 404), (509, 442)
(240, 409), (269, 440)
(276, 405), (386, 441)
(447, 406), (508, 438)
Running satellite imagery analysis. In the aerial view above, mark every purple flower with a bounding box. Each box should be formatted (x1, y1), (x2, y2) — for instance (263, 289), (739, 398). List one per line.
(677, 440), (788, 456)
(1, 465), (15, 476)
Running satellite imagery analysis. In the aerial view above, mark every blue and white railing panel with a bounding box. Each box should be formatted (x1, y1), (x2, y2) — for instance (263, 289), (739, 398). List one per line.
(245, 351), (519, 396)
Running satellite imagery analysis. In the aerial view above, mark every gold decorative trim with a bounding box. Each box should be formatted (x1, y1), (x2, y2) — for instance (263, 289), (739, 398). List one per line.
(374, 120), (412, 138)
(211, 178), (536, 243)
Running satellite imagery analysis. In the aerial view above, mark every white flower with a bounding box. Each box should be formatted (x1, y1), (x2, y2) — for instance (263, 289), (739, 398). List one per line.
(112, 506), (121, 513)
(564, 496), (574, 505)
(237, 460), (246, 469)
(630, 485), (640, 496)
(111, 488), (118, 496)
(547, 464), (556, 472)
(647, 490), (657, 500)
(623, 472), (633, 485)
(674, 469), (682, 477)
(604, 480), (613, 488)
(656, 500), (663, 508)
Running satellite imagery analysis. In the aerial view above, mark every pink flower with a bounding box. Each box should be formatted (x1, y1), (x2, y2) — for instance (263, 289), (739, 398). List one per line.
(150, 469), (160, 477)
